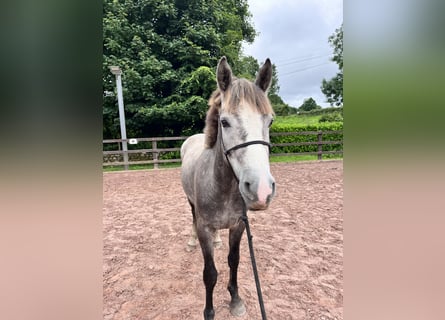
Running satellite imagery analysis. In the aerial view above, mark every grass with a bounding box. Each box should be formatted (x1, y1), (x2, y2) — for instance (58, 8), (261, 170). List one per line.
(271, 154), (318, 162)
(270, 154), (343, 163)
(103, 162), (181, 172)
(273, 114), (322, 127)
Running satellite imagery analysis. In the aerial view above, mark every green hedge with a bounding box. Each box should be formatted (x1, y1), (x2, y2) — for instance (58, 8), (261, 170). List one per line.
(296, 106), (343, 116)
(270, 122), (343, 156)
(319, 111), (343, 123)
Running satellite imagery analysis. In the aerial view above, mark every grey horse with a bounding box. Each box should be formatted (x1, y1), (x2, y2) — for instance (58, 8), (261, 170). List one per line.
(180, 56), (276, 320)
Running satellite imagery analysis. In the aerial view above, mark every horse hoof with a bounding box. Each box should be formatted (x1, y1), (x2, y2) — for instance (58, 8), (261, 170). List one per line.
(230, 299), (246, 317)
(214, 240), (222, 249)
(186, 243), (196, 252)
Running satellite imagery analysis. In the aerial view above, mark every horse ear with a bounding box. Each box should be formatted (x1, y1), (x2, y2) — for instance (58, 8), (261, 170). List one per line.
(216, 56), (232, 92)
(255, 58), (273, 92)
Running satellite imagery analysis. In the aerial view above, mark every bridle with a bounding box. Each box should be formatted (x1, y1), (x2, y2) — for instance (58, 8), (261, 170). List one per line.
(218, 117), (271, 182)
(223, 140), (271, 156)
(219, 117), (272, 179)
(218, 116), (270, 320)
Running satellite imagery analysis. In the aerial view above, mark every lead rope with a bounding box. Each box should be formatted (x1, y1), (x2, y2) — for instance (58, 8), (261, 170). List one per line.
(240, 202), (268, 320)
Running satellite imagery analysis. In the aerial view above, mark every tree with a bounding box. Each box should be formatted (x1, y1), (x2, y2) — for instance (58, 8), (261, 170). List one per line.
(321, 24), (343, 106)
(299, 97), (321, 111)
(234, 55), (285, 116)
(103, 0), (257, 138)
(236, 55), (280, 96)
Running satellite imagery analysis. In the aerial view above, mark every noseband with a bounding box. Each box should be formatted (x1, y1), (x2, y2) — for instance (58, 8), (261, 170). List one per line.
(224, 140), (271, 156)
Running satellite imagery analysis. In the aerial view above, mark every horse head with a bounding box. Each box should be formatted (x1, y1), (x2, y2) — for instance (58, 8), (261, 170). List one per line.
(204, 56), (276, 211)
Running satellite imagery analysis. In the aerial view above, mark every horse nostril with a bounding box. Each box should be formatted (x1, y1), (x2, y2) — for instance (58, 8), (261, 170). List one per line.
(271, 181), (276, 193)
(244, 181), (251, 192)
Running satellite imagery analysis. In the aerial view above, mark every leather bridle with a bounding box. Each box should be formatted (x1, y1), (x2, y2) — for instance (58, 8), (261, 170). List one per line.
(219, 117), (271, 181)
(219, 116), (271, 157)
(223, 140), (271, 156)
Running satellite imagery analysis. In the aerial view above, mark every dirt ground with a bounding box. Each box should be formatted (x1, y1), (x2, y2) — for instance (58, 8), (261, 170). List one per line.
(103, 161), (343, 320)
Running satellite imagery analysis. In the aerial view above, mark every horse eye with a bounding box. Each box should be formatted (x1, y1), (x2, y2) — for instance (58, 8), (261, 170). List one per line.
(268, 118), (274, 128)
(221, 119), (230, 128)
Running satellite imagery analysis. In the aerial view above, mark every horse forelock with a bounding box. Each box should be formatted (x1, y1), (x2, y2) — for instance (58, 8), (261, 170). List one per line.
(225, 78), (274, 115)
(203, 78), (273, 148)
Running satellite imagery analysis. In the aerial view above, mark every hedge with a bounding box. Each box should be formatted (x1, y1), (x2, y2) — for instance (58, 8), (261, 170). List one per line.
(270, 122), (343, 156)
(296, 106), (343, 116)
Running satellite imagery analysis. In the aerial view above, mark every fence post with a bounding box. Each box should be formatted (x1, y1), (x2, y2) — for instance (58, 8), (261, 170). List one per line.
(118, 141), (129, 170)
(152, 140), (159, 169)
(317, 131), (323, 160)
(123, 142), (129, 170)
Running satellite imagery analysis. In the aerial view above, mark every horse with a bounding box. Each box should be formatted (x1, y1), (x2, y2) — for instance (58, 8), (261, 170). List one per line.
(180, 56), (276, 320)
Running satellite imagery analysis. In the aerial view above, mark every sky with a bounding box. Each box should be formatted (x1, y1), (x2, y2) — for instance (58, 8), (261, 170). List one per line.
(242, 0), (343, 108)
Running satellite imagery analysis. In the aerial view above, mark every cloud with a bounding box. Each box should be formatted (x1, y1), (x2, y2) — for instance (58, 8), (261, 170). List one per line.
(243, 0), (343, 107)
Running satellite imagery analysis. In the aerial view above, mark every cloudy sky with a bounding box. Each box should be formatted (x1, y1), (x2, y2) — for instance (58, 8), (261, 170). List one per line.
(242, 0), (343, 108)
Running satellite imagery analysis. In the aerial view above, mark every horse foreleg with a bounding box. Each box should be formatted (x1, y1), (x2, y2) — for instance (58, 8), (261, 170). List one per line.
(213, 230), (222, 248)
(187, 200), (198, 251)
(187, 223), (198, 251)
(197, 226), (218, 320)
(227, 221), (246, 317)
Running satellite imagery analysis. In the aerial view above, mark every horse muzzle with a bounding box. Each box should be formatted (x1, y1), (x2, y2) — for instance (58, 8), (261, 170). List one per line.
(239, 170), (275, 211)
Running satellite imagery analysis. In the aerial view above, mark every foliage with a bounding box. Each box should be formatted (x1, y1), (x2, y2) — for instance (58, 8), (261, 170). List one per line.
(319, 111), (343, 123)
(296, 106), (343, 116)
(321, 73), (343, 106)
(271, 120), (343, 133)
(329, 24), (343, 70)
(269, 94), (298, 116)
(298, 97), (321, 111)
(269, 63), (280, 96)
(103, 0), (259, 138)
(321, 24), (343, 106)
(270, 121), (343, 155)
(274, 114), (322, 126)
(129, 95), (209, 137)
(273, 104), (297, 116)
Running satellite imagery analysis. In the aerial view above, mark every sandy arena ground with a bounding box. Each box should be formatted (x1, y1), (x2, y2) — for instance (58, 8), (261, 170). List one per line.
(103, 161), (343, 319)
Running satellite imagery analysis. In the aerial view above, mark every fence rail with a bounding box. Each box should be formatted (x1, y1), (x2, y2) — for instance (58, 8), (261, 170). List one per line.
(103, 130), (343, 169)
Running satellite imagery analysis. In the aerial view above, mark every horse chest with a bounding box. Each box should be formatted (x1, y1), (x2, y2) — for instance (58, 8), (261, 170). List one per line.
(197, 198), (242, 230)
(216, 204), (242, 229)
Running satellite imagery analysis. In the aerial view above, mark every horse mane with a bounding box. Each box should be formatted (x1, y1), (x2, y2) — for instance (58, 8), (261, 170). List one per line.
(204, 90), (221, 148)
(203, 78), (274, 148)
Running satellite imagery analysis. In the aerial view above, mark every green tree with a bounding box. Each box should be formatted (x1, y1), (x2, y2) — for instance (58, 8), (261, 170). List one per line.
(321, 24), (343, 106)
(236, 55), (280, 96)
(269, 63), (280, 96)
(235, 55), (260, 81)
(103, 0), (257, 138)
(234, 55), (285, 116)
(299, 97), (321, 111)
